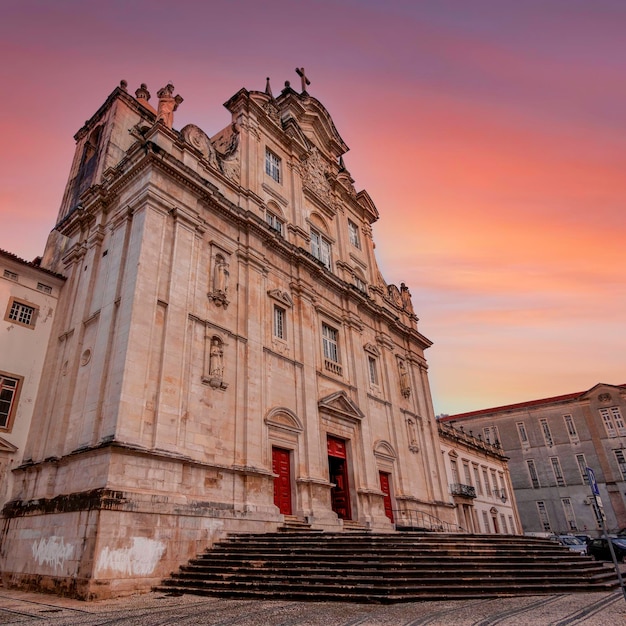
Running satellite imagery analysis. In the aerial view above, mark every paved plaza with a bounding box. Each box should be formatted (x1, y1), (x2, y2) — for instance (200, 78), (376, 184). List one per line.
(1, 586), (625, 626)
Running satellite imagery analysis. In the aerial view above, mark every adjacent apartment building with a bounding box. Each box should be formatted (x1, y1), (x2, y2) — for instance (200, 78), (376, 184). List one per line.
(438, 421), (521, 535)
(441, 383), (626, 535)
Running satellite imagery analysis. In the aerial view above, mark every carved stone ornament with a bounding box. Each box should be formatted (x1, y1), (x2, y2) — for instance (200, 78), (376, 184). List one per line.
(388, 284), (403, 307)
(598, 393), (611, 402)
(263, 99), (281, 124)
(267, 289), (294, 307)
(181, 124), (218, 169)
(302, 147), (332, 205)
(398, 358), (411, 398)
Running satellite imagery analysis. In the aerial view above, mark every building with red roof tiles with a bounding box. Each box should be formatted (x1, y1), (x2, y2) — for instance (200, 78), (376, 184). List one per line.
(440, 383), (626, 535)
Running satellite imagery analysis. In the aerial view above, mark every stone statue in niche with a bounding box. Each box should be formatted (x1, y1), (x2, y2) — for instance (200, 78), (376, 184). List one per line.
(156, 83), (184, 129)
(203, 335), (228, 390)
(398, 359), (411, 398)
(406, 418), (419, 453)
(208, 254), (230, 308)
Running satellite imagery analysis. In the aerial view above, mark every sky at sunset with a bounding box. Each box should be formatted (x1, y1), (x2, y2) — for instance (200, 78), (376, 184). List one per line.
(1, 0), (624, 415)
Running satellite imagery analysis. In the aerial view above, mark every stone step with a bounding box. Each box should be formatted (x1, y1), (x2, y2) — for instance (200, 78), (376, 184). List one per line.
(157, 531), (619, 602)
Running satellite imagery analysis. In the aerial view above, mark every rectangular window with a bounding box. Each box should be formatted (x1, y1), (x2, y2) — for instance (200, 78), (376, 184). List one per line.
(36, 282), (52, 294)
(490, 469), (498, 496)
(615, 450), (626, 481)
(508, 515), (515, 534)
(561, 497), (577, 531)
(463, 462), (472, 486)
(576, 454), (589, 484)
(348, 220), (361, 249)
(6, 299), (37, 328)
(367, 356), (378, 385)
(527, 459), (540, 489)
(3, 269), (18, 281)
(310, 230), (332, 270)
(536, 501), (551, 531)
(563, 414), (578, 442)
(500, 514), (507, 534)
(483, 426), (499, 445)
(482, 469), (490, 496)
(516, 421), (529, 446)
(473, 465), (483, 495)
(265, 148), (281, 182)
(482, 510), (491, 533)
(450, 459), (459, 484)
(598, 407), (625, 437)
(265, 211), (284, 235)
(0, 373), (21, 430)
(550, 457), (566, 487)
(322, 324), (341, 375)
(540, 418), (553, 447)
(273, 306), (285, 340)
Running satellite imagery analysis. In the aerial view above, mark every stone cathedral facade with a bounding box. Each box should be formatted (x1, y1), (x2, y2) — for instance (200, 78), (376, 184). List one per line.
(0, 73), (453, 598)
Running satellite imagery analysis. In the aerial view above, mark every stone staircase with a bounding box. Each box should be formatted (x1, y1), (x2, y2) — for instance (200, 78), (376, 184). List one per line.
(158, 532), (620, 603)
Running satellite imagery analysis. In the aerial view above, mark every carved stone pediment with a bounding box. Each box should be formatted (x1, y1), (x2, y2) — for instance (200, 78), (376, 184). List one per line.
(0, 437), (18, 454)
(364, 343), (380, 357)
(319, 391), (364, 423)
(267, 289), (293, 307)
(265, 408), (303, 433)
(373, 440), (397, 461)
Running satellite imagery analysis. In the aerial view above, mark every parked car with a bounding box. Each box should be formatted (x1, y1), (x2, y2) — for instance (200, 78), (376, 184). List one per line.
(553, 535), (588, 555)
(587, 537), (626, 562)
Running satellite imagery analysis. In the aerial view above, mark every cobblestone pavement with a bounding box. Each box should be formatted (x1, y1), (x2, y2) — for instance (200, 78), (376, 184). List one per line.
(1, 587), (625, 626)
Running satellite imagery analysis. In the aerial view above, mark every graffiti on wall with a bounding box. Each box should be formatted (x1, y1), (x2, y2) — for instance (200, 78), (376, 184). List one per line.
(95, 537), (166, 577)
(31, 536), (75, 572)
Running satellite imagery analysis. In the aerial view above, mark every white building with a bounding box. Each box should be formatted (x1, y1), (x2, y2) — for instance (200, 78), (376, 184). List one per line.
(0, 249), (65, 508)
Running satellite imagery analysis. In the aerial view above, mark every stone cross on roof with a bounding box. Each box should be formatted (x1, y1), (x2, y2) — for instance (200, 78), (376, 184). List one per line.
(295, 67), (310, 94)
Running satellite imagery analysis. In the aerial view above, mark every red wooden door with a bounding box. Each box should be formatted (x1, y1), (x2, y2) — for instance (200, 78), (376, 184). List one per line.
(272, 447), (292, 515)
(379, 471), (394, 523)
(327, 436), (352, 520)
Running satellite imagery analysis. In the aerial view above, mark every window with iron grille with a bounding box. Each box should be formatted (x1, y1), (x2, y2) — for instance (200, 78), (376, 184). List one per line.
(536, 501), (552, 531)
(516, 421), (529, 446)
(527, 459), (540, 488)
(563, 414), (578, 442)
(561, 498), (577, 531)
(540, 418), (554, 447)
(576, 454), (589, 484)
(550, 457), (566, 487)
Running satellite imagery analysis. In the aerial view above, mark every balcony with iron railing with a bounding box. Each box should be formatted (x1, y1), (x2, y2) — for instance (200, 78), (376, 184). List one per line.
(450, 483), (476, 498)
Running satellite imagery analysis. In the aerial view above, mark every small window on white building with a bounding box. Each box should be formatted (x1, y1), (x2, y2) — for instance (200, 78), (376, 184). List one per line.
(36, 282), (52, 294)
(0, 373), (22, 431)
(3, 269), (18, 281)
(265, 148), (281, 183)
(5, 298), (37, 328)
(322, 323), (341, 376)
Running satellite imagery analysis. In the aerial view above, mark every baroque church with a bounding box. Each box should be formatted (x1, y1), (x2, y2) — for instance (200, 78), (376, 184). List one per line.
(0, 71), (455, 598)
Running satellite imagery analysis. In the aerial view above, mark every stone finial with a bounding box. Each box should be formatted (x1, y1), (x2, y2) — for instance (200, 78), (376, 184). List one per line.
(265, 77), (274, 99)
(135, 83), (151, 101)
(156, 83), (183, 129)
(119, 80), (128, 91)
